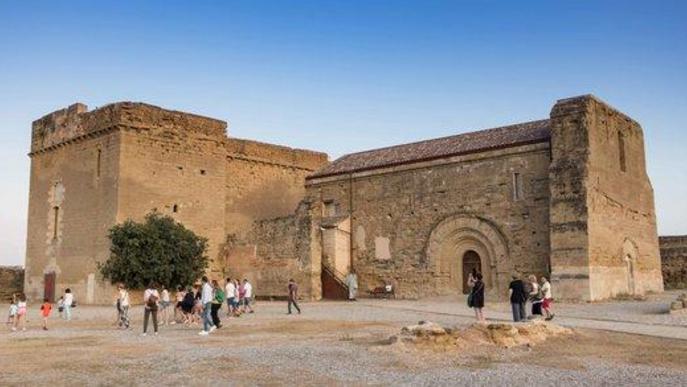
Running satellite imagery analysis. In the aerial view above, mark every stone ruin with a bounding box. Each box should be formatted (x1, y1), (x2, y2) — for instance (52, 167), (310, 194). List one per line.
(669, 293), (687, 315)
(389, 320), (573, 350)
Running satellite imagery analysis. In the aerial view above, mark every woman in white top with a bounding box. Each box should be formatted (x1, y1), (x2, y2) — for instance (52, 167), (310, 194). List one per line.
(540, 276), (555, 321)
(160, 286), (171, 326)
(14, 294), (27, 332)
(142, 283), (160, 336)
(63, 289), (74, 321)
(117, 284), (130, 329)
(225, 278), (237, 317)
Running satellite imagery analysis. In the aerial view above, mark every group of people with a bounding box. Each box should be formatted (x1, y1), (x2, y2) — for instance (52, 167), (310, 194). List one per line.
(6, 276), (304, 335)
(6, 288), (75, 332)
(115, 277), (257, 336)
(466, 270), (555, 322)
(508, 274), (555, 322)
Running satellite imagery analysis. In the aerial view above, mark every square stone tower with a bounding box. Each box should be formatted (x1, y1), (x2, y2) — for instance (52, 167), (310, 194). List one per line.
(549, 95), (663, 300)
(25, 102), (229, 303)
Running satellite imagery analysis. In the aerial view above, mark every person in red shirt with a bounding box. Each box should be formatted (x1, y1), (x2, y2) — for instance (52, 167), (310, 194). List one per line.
(40, 298), (53, 331)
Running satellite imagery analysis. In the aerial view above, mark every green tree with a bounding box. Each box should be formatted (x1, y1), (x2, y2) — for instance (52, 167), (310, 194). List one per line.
(99, 212), (209, 289)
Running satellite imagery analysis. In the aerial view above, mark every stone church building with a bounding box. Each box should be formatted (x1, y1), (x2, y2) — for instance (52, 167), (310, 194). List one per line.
(24, 95), (664, 303)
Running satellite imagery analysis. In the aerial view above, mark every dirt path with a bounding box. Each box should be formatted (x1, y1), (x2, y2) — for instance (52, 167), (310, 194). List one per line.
(1, 302), (686, 385)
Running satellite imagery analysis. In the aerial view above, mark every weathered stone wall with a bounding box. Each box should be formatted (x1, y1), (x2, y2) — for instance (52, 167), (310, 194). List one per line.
(660, 236), (687, 289)
(24, 96), (663, 303)
(224, 138), (327, 239)
(549, 95), (663, 300)
(116, 119), (228, 276)
(223, 202), (321, 299)
(0, 267), (24, 301)
(306, 143), (552, 300)
(221, 139), (327, 298)
(25, 125), (120, 304)
(25, 102), (327, 303)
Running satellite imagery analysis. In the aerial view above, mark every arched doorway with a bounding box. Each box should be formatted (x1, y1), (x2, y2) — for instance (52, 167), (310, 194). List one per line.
(426, 214), (510, 297)
(622, 239), (638, 296)
(462, 250), (481, 294)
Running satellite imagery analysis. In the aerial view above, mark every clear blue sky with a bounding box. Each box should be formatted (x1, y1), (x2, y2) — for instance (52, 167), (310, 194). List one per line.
(1, 1), (685, 266)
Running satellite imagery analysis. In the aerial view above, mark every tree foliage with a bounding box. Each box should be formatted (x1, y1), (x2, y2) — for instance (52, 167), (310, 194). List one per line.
(99, 212), (209, 289)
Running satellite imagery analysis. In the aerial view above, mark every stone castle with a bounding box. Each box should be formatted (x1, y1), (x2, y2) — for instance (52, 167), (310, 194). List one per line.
(24, 95), (664, 303)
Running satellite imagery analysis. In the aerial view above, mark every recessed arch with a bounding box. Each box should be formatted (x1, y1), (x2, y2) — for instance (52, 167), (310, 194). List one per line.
(622, 238), (639, 295)
(426, 214), (510, 295)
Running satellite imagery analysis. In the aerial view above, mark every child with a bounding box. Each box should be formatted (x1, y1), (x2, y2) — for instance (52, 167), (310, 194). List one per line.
(160, 286), (171, 325)
(7, 297), (18, 328)
(40, 298), (52, 330)
(57, 296), (65, 319)
(63, 288), (74, 321)
(14, 294), (27, 332)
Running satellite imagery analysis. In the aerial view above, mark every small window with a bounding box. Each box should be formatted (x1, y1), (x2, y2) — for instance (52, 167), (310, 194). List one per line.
(323, 201), (336, 217)
(172, 204), (179, 213)
(52, 206), (60, 239)
(618, 131), (627, 172)
(200, 169), (207, 175)
(512, 172), (523, 201)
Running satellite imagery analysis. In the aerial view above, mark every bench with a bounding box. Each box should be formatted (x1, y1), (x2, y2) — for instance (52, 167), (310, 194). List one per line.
(369, 285), (395, 299)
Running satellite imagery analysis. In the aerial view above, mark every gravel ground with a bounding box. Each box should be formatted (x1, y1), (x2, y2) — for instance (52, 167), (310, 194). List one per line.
(2, 298), (686, 386)
(369, 290), (687, 327)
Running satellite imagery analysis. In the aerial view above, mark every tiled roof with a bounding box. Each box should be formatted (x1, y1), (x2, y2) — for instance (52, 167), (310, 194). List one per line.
(308, 119), (551, 179)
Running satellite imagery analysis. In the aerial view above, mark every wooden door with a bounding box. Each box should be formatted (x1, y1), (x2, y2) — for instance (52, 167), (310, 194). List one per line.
(44, 272), (56, 302)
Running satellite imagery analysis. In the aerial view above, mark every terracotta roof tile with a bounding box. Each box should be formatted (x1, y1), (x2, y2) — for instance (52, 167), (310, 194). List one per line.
(308, 119), (550, 179)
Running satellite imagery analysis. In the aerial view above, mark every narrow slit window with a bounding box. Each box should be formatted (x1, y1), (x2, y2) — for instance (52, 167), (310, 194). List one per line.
(513, 172), (522, 201)
(96, 149), (102, 178)
(52, 206), (60, 239)
(618, 131), (627, 172)
(172, 204), (179, 213)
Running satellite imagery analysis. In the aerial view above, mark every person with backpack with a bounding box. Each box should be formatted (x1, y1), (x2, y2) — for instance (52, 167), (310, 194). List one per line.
(210, 280), (224, 328)
(468, 272), (485, 322)
(142, 282), (160, 336)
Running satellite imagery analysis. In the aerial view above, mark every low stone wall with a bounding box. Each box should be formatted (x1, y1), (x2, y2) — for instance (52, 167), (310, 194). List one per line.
(0, 266), (24, 300)
(660, 236), (687, 289)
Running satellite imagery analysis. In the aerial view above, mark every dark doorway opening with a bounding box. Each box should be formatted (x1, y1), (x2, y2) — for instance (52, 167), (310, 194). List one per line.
(44, 272), (56, 302)
(462, 250), (481, 294)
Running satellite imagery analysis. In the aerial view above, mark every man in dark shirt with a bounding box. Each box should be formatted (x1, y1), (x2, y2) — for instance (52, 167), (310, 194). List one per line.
(287, 279), (301, 315)
(508, 275), (527, 322)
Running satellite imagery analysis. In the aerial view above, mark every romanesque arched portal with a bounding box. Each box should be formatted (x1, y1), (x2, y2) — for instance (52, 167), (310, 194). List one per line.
(426, 214), (510, 297)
